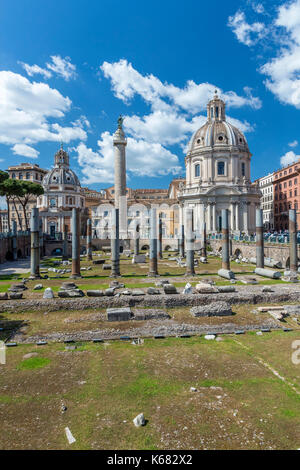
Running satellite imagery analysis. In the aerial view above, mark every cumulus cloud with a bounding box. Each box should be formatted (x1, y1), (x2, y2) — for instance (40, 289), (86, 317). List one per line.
(21, 55), (77, 81)
(289, 140), (298, 147)
(75, 132), (181, 184)
(12, 144), (39, 159)
(73, 59), (259, 184)
(280, 150), (300, 166)
(46, 56), (77, 81)
(0, 71), (87, 158)
(228, 11), (265, 46)
(101, 59), (261, 113)
(229, 1), (300, 109)
(19, 62), (52, 79)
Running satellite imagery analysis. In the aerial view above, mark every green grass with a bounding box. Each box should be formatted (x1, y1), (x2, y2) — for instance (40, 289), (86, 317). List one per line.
(16, 357), (51, 370)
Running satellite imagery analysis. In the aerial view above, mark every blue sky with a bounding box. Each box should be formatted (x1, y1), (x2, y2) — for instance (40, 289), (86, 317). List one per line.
(1, 0), (300, 200)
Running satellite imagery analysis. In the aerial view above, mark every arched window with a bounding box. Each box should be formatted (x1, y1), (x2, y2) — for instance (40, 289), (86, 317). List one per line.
(194, 164), (200, 177)
(241, 162), (246, 177)
(12, 173), (16, 179)
(217, 161), (225, 176)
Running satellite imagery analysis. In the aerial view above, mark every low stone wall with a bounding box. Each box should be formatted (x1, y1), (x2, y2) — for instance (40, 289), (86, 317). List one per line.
(1, 285), (300, 312)
(210, 239), (297, 268)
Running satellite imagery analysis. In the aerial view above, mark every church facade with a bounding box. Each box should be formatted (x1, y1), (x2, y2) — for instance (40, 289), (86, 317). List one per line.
(179, 92), (261, 234)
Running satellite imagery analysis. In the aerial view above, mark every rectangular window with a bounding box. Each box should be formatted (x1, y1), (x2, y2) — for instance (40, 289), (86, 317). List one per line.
(194, 164), (200, 177)
(241, 162), (245, 176)
(217, 161), (225, 176)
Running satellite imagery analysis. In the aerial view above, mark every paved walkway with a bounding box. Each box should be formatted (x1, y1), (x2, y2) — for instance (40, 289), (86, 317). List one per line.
(0, 259), (30, 276)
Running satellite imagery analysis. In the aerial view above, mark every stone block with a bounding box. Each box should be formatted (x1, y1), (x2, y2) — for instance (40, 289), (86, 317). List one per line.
(102, 264), (112, 270)
(133, 309), (170, 320)
(33, 284), (43, 290)
(9, 292), (23, 299)
(218, 269), (235, 280)
(0, 292), (8, 300)
(107, 307), (133, 322)
(217, 286), (236, 293)
(131, 289), (145, 296)
(147, 287), (161, 295)
(163, 284), (178, 294)
(190, 301), (232, 317)
(195, 282), (218, 294)
(58, 289), (85, 298)
(86, 290), (104, 297)
(132, 254), (146, 264)
(43, 287), (54, 299)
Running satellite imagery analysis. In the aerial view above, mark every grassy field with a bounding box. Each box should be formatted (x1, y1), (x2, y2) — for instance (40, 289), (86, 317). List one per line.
(0, 331), (299, 450)
(0, 254), (293, 297)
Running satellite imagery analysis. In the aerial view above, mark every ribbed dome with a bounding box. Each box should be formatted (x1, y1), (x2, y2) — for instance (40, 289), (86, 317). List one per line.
(188, 120), (249, 152)
(187, 92), (249, 153)
(43, 167), (80, 186)
(43, 145), (81, 187)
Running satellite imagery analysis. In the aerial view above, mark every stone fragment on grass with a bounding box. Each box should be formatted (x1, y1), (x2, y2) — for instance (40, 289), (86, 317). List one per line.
(195, 282), (218, 294)
(183, 282), (193, 294)
(133, 413), (145, 427)
(147, 287), (160, 295)
(133, 309), (170, 321)
(58, 289), (85, 298)
(0, 292), (8, 300)
(33, 284), (43, 290)
(163, 284), (178, 294)
(43, 287), (54, 299)
(9, 292), (23, 299)
(86, 290), (104, 297)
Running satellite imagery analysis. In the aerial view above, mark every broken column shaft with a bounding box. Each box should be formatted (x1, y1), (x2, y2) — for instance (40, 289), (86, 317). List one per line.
(289, 208), (298, 273)
(179, 224), (184, 258)
(86, 218), (92, 261)
(70, 208), (81, 278)
(158, 217), (163, 259)
(12, 220), (17, 261)
(30, 207), (40, 278)
(134, 220), (139, 256)
(201, 222), (207, 258)
(185, 208), (195, 275)
(256, 208), (264, 269)
(111, 208), (120, 277)
(149, 208), (158, 276)
(218, 209), (235, 280)
(62, 225), (68, 260)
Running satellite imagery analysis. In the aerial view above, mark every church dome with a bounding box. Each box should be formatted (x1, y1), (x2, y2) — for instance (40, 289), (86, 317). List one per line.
(43, 145), (81, 187)
(188, 92), (249, 152)
(43, 167), (81, 186)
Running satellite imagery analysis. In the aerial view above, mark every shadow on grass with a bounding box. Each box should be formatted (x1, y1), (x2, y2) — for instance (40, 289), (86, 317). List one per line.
(0, 314), (27, 342)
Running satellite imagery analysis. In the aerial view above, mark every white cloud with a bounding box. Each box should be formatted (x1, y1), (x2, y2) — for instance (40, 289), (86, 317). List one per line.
(21, 55), (77, 81)
(252, 3), (265, 14)
(280, 150), (300, 166)
(100, 59), (261, 113)
(75, 132), (181, 184)
(228, 11), (265, 46)
(0, 71), (87, 156)
(19, 62), (52, 79)
(289, 140), (298, 147)
(46, 55), (77, 81)
(12, 144), (39, 159)
(229, 1), (300, 109)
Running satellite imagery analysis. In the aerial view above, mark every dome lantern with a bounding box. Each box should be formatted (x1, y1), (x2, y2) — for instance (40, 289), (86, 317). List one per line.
(207, 90), (226, 122)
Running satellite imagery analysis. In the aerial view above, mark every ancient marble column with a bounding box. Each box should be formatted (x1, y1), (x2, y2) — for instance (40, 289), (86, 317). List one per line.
(185, 208), (195, 275)
(12, 220), (17, 261)
(256, 209), (264, 269)
(111, 208), (120, 277)
(70, 208), (81, 278)
(86, 218), (92, 261)
(158, 217), (163, 259)
(113, 116), (127, 239)
(62, 225), (68, 260)
(149, 208), (158, 276)
(30, 208), (40, 279)
(134, 220), (139, 256)
(221, 209), (230, 271)
(289, 209), (298, 273)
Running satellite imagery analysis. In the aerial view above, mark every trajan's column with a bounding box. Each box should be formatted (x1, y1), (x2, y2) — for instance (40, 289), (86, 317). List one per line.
(113, 116), (127, 238)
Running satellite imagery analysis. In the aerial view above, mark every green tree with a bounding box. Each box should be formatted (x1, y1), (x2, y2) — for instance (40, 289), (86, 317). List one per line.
(0, 178), (24, 231)
(16, 181), (44, 230)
